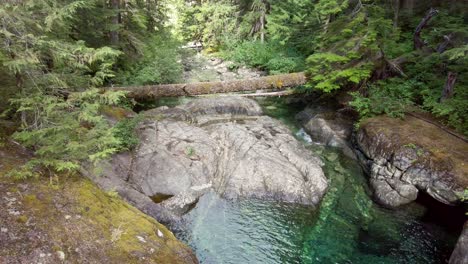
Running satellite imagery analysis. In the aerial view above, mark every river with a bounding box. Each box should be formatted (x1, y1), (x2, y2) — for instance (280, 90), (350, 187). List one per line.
(148, 96), (464, 264)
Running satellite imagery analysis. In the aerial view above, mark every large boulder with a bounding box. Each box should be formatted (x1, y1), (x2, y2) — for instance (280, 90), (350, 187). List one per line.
(86, 97), (328, 222)
(355, 115), (468, 207)
(296, 104), (355, 159)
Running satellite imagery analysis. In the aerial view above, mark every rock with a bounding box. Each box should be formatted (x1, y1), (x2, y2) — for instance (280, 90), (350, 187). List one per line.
(136, 236), (146, 243)
(355, 116), (468, 207)
(297, 104), (355, 159)
(450, 222), (468, 264)
(85, 97), (327, 222)
(220, 72), (238, 81)
(56, 250), (65, 261)
(157, 229), (164, 238)
(237, 66), (262, 79)
(100, 106), (136, 125)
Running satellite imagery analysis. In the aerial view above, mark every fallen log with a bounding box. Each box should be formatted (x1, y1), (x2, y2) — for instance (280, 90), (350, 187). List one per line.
(202, 90), (295, 98)
(106, 72), (307, 100)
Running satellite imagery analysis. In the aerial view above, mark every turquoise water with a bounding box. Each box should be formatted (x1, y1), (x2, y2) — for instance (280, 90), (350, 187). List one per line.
(153, 97), (464, 264)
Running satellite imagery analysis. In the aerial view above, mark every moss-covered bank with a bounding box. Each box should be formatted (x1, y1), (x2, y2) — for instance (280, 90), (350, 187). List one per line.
(0, 135), (197, 263)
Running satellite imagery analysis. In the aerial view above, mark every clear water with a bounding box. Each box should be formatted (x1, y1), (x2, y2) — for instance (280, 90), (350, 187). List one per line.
(154, 97), (464, 264)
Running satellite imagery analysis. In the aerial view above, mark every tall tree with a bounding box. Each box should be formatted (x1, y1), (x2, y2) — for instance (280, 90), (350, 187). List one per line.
(110, 0), (121, 46)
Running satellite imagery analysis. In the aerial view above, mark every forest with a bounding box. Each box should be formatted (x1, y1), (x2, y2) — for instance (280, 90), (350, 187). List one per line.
(0, 0), (466, 175)
(0, 0), (467, 263)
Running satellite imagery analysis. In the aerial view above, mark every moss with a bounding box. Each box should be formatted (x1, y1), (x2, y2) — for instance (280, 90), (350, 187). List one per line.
(8, 186), (19, 193)
(0, 140), (196, 263)
(276, 79), (284, 88)
(74, 179), (194, 263)
(16, 215), (28, 223)
(151, 193), (175, 204)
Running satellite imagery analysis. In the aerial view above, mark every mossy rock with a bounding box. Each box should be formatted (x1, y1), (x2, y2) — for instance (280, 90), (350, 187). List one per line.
(358, 115), (468, 206)
(360, 115), (468, 187)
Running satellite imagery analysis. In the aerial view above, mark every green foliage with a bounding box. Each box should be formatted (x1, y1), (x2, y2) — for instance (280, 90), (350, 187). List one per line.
(9, 89), (127, 179)
(460, 189), (468, 202)
(0, 1), (123, 90)
(306, 53), (372, 92)
(220, 40), (305, 74)
(305, 3), (394, 93)
(315, 0), (349, 16)
(403, 143), (417, 149)
(404, 32), (468, 135)
(116, 34), (183, 85)
(185, 146), (196, 157)
(350, 78), (417, 119)
(175, 0), (238, 48)
(0, 0), (134, 178)
(422, 90), (468, 134)
(112, 115), (144, 151)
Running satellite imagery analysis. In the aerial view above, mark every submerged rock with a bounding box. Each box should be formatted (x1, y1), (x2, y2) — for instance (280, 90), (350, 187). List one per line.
(355, 115), (468, 207)
(450, 221), (468, 264)
(86, 97), (328, 222)
(296, 104), (355, 159)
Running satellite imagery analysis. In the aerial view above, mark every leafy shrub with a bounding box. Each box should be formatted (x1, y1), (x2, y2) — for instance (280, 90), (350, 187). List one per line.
(9, 89), (127, 179)
(405, 47), (468, 135)
(350, 78), (417, 119)
(116, 34), (183, 85)
(112, 114), (144, 150)
(421, 88), (468, 135)
(306, 52), (372, 93)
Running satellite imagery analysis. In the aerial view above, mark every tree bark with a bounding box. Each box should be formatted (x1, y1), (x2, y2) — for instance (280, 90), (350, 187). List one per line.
(110, 0), (120, 46)
(107, 72), (307, 100)
(260, 12), (265, 43)
(393, 0), (400, 28)
(440, 72), (457, 102)
(414, 8), (438, 50)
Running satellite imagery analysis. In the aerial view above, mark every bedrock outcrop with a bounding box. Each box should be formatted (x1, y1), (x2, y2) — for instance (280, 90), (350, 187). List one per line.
(85, 97), (328, 223)
(355, 115), (468, 207)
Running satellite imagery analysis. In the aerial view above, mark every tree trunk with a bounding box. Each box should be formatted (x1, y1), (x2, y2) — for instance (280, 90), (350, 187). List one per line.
(260, 12), (265, 43)
(110, 0), (120, 46)
(393, 0), (400, 28)
(414, 8), (438, 50)
(107, 72), (307, 100)
(440, 72), (457, 102)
